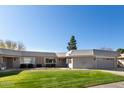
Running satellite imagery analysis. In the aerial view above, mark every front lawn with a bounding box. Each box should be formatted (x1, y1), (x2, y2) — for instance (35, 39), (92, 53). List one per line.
(0, 69), (124, 88)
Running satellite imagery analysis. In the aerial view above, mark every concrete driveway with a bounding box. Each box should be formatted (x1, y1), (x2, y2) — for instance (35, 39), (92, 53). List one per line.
(90, 81), (124, 88)
(90, 69), (124, 88)
(100, 69), (124, 76)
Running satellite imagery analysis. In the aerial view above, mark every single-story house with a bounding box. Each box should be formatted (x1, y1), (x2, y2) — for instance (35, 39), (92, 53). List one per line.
(0, 48), (119, 70)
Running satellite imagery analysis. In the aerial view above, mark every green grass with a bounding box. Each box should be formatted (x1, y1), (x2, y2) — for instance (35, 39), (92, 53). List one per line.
(0, 69), (124, 88)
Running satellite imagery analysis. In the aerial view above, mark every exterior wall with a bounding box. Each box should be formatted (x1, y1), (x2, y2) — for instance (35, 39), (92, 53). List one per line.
(56, 58), (67, 67)
(72, 56), (96, 69)
(13, 57), (20, 68)
(35, 56), (44, 66)
(0, 56), (3, 68)
(114, 59), (118, 68)
(0, 57), (20, 69)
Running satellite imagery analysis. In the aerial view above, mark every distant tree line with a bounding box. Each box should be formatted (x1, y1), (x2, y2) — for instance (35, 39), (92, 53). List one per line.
(0, 39), (26, 51)
(99, 47), (124, 54)
(116, 48), (124, 54)
(100, 47), (124, 54)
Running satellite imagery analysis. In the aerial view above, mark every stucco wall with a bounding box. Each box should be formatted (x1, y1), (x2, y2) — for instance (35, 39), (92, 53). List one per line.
(35, 57), (44, 65)
(13, 57), (20, 68)
(56, 58), (67, 67)
(0, 57), (3, 68)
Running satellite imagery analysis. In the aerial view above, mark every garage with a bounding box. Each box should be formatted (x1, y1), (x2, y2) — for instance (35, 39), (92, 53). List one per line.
(96, 58), (116, 69)
(69, 56), (96, 69)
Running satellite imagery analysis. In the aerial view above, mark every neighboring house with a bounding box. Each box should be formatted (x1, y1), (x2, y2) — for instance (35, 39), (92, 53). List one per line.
(118, 54), (124, 67)
(0, 48), (119, 70)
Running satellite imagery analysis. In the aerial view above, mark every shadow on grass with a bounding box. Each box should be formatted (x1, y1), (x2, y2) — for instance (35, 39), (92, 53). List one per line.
(0, 70), (23, 78)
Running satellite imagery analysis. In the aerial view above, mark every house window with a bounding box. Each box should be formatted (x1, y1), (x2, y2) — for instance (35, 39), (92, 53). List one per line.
(20, 57), (35, 64)
(45, 59), (56, 64)
(45, 58), (56, 67)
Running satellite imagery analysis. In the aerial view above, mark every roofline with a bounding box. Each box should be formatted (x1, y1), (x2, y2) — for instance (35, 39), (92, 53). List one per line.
(66, 55), (95, 58)
(0, 48), (55, 54)
(93, 49), (116, 52)
(0, 48), (118, 58)
(0, 48), (116, 53)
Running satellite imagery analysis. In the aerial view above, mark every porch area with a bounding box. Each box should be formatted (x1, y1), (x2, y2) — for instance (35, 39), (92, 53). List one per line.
(0, 56), (20, 70)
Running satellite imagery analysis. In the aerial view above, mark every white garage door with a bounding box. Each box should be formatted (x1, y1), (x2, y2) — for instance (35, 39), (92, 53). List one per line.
(96, 58), (114, 69)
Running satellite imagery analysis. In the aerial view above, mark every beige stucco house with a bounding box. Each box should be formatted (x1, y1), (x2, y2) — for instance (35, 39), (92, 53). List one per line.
(0, 48), (119, 70)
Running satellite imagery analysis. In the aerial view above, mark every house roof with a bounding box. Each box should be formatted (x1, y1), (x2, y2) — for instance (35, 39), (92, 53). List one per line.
(0, 48), (56, 57)
(0, 48), (119, 58)
(56, 52), (66, 58)
(118, 56), (124, 59)
(93, 49), (119, 57)
(66, 50), (93, 57)
(66, 49), (119, 57)
(118, 54), (124, 59)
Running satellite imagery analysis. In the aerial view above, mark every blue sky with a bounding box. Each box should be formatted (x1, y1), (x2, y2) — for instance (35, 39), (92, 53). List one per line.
(0, 6), (124, 52)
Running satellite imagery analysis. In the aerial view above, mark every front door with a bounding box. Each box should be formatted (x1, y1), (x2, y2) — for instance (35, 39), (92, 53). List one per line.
(67, 58), (73, 69)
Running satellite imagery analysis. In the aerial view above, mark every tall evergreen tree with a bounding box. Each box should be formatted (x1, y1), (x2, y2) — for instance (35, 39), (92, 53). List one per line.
(67, 35), (77, 51)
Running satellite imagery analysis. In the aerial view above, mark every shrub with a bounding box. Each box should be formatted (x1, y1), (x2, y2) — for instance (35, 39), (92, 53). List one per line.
(20, 64), (27, 68)
(28, 64), (34, 68)
(51, 64), (56, 67)
(46, 64), (56, 67)
(46, 64), (50, 67)
(36, 64), (42, 67)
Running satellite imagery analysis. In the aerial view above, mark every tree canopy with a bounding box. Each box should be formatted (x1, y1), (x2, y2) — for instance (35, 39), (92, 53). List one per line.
(0, 39), (26, 51)
(116, 48), (124, 54)
(67, 35), (77, 51)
